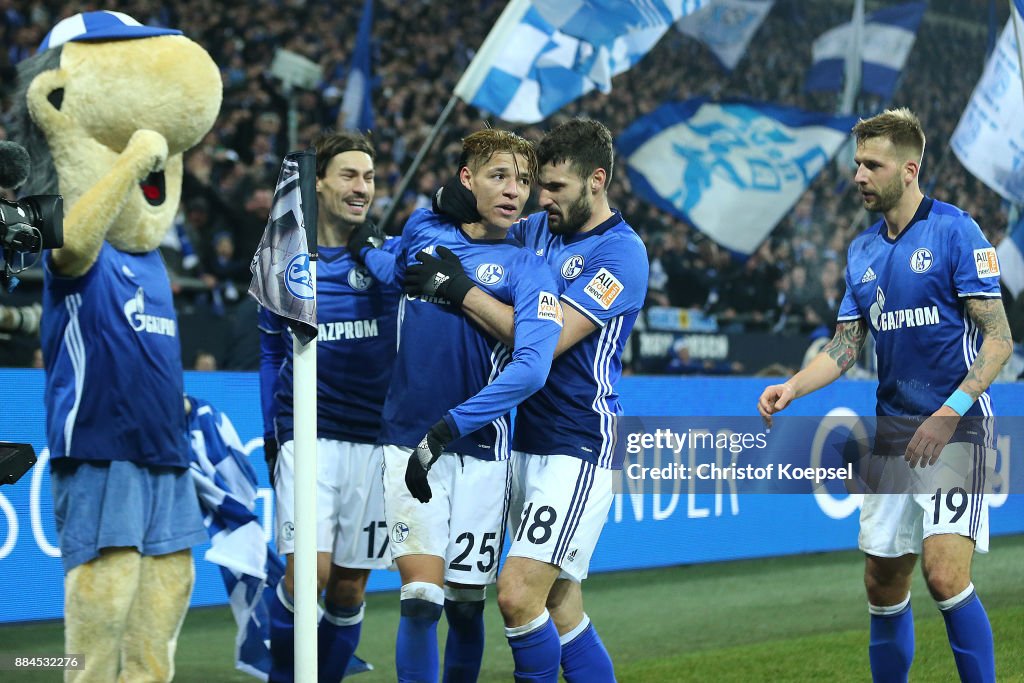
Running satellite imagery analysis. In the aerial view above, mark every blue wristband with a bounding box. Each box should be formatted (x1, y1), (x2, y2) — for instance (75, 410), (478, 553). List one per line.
(943, 389), (974, 416)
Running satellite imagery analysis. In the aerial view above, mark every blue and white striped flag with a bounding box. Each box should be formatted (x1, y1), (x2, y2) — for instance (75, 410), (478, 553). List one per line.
(455, 0), (708, 123)
(187, 397), (285, 681)
(618, 99), (855, 254)
(248, 152), (317, 344)
(675, 0), (773, 71)
(951, 2), (1024, 204)
(998, 214), (1024, 299)
(805, 1), (926, 98)
(340, 0), (374, 131)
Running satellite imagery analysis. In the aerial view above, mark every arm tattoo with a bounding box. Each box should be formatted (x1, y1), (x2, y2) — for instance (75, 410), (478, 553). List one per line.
(822, 320), (867, 374)
(961, 298), (1013, 397)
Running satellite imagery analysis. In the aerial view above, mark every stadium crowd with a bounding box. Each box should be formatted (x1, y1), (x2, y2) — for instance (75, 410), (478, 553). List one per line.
(0, 0), (1015, 370)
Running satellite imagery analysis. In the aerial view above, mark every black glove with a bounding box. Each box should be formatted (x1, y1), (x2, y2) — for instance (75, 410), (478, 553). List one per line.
(403, 246), (475, 307)
(405, 420), (454, 503)
(433, 173), (481, 225)
(264, 436), (279, 489)
(346, 220), (385, 262)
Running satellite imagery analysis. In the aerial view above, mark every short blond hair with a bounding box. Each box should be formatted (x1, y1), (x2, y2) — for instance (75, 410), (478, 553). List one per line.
(852, 107), (926, 164)
(462, 129), (538, 182)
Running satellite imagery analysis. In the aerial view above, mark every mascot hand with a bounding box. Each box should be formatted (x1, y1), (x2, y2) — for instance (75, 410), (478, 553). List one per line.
(124, 129), (168, 179)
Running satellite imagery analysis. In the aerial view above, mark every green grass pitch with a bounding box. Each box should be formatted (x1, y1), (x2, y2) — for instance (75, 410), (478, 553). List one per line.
(2, 535), (1021, 682)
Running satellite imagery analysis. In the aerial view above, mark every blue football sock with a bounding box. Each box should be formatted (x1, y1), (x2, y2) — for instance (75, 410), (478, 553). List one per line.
(318, 601), (364, 683)
(397, 582), (444, 683)
(269, 582), (296, 683)
(938, 583), (996, 683)
(868, 595), (914, 683)
(560, 615), (615, 682)
(505, 610), (561, 683)
(442, 587), (486, 683)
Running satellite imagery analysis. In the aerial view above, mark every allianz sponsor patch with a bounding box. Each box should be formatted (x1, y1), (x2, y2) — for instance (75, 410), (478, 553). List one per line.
(583, 268), (623, 310)
(537, 291), (563, 326)
(974, 248), (1000, 278)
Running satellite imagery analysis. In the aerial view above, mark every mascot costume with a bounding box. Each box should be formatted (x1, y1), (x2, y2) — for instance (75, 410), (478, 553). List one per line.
(9, 11), (222, 682)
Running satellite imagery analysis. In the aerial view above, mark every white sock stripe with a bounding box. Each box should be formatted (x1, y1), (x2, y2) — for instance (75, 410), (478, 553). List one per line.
(868, 593), (910, 616)
(276, 581), (294, 613)
(444, 586), (486, 602)
(400, 581), (445, 605)
(936, 582), (975, 611)
(504, 610), (549, 639)
(322, 603), (364, 626)
(558, 614), (592, 645)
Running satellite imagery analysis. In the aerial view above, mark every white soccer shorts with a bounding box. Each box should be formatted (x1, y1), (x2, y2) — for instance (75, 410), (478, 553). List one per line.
(275, 439), (391, 568)
(382, 444), (510, 586)
(506, 451), (614, 583)
(858, 442), (992, 556)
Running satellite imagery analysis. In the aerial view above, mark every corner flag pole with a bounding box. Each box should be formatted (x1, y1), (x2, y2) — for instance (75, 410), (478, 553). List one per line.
(293, 151), (319, 682)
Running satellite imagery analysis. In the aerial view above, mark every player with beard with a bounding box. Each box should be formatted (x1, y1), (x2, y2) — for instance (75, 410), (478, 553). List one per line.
(420, 118), (648, 682)
(758, 108), (1009, 683)
(259, 131), (401, 683)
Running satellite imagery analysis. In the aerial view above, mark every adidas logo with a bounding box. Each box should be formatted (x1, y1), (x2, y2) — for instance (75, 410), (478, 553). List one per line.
(861, 267), (877, 283)
(566, 548), (578, 563)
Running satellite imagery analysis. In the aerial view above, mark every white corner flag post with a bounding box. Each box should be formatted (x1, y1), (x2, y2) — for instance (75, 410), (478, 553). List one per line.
(292, 269), (317, 682)
(292, 151), (319, 682)
(292, 275), (317, 681)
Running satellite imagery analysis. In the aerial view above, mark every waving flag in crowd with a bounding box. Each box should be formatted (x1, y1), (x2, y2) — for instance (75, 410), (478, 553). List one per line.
(805, 1), (926, 98)
(675, 0), (774, 71)
(998, 214), (1024, 299)
(454, 0), (708, 123)
(951, 1), (1024, 205)
(340, 0), (374, 131)
(618, 99), (856, 255)
(248, 151), (318, 344)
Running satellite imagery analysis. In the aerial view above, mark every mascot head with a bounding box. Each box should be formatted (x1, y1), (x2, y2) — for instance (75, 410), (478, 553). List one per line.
(8, 11), (222, 254)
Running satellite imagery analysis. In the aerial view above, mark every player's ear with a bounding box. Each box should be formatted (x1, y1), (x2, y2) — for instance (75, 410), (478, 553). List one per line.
(459, 164), (473, 191)
(590, 168), (607, 194)
(904, 159), (919, 183)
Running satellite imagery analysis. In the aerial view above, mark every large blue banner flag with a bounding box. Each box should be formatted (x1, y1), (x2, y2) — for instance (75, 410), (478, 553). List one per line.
(805, 1), (926, 98)
(454, 0), (708, 123)
(340, 0), (374, 131)
(618, 99), (855, 255)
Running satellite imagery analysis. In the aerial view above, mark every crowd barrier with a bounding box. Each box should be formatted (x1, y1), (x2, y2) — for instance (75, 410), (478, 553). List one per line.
(1, 370), (1021, 623)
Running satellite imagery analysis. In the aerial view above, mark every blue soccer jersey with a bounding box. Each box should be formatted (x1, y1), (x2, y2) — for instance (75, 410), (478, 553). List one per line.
(509, 210), (650, 468)
(838, 198), (1001, 446)
(41, 243), (190, 468)
(378, 208), (561, 460)
(259, 242), (403, 445)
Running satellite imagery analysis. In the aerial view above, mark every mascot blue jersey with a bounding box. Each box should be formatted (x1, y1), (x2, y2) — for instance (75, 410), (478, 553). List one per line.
(838, 198), (1001, 447)
(259, 242), (402, 445)
(41, 243), (189, 467)
(378, 208), (560, 460)
(508, 210), (648, 468)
